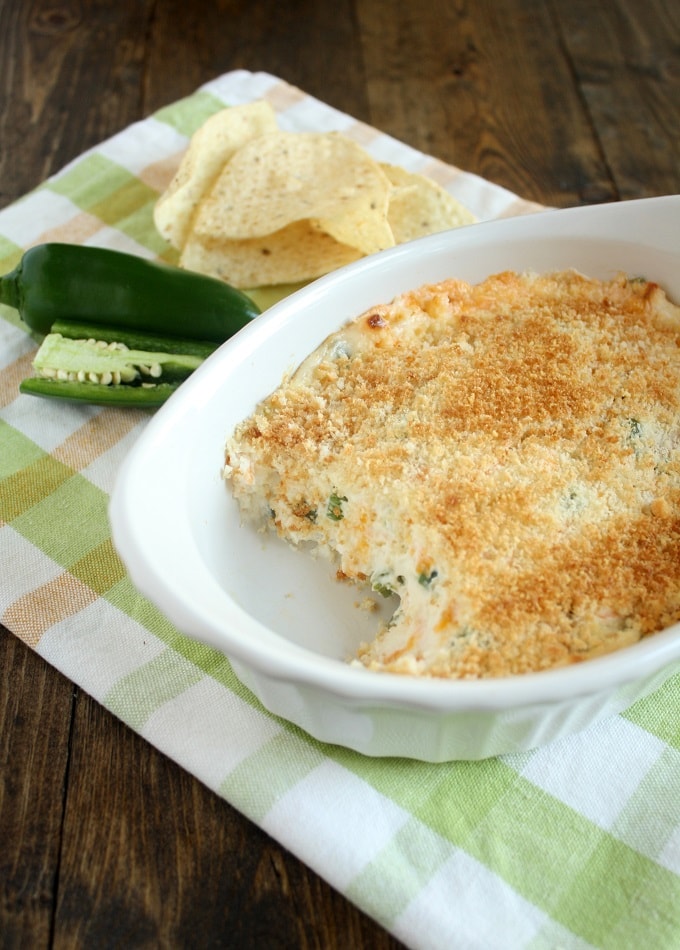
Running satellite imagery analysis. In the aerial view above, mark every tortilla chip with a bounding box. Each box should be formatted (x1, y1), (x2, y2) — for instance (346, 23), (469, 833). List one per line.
(153, 100), (477, 291)
(193, 131), (395, 255)
(153, 100), (278, 249)
(381, 163), (476, 243)
(180, 219), (363, 288)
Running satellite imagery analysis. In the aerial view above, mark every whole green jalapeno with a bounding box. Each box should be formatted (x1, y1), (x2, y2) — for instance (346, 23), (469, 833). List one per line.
(0, 243), (261, 407)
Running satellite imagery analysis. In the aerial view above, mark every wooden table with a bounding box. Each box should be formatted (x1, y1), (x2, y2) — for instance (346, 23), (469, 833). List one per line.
(1, 0), (678, 945)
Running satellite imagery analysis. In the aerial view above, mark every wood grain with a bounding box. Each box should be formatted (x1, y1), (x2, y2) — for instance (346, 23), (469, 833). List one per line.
(0, 629), (72, 947)
(1, 0), (678, 945)
(357, 0), (606, 206)
(554, 0), (680, 199)
(144, 0), (371, 122)
(0, 2), (153, 204)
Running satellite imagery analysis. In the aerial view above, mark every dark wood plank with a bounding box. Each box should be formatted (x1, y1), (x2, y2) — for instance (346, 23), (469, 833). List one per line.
(143, 0), (370, 121)
(0, 1), (155, 205)
(0, 626), (73, 947)
(356, 0), (617, 206)
(553, 0), (680, 198)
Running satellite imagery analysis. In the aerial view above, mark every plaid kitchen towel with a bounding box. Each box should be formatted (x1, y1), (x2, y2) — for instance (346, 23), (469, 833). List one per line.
(1, 70), (679, 950)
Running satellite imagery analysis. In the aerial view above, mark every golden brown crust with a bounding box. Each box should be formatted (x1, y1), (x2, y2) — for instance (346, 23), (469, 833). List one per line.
(225, 270), (680, 678)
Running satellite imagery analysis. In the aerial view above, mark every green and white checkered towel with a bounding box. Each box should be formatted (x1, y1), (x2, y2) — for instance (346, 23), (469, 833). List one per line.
(1, 70), (679, 950)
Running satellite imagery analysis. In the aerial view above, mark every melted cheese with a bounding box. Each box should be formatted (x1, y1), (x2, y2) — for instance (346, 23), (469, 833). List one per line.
(224, 270), (680, 678)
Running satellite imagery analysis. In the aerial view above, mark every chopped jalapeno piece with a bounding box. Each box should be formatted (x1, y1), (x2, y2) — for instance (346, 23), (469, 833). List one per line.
(327, 491), (348, 521)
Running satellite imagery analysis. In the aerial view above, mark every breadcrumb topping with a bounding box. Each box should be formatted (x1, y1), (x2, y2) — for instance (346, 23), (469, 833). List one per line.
(224, 270), (680, 678)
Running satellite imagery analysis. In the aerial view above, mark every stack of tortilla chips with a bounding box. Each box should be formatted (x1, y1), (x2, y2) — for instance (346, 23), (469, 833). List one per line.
(154, 101), (475, 291)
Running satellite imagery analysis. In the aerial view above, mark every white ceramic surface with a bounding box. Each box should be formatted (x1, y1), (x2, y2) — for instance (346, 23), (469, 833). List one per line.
(109, 195), (680, 761)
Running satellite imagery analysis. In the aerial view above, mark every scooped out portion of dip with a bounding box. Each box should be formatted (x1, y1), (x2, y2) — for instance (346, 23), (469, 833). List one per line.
(224, 270), (680, 679)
